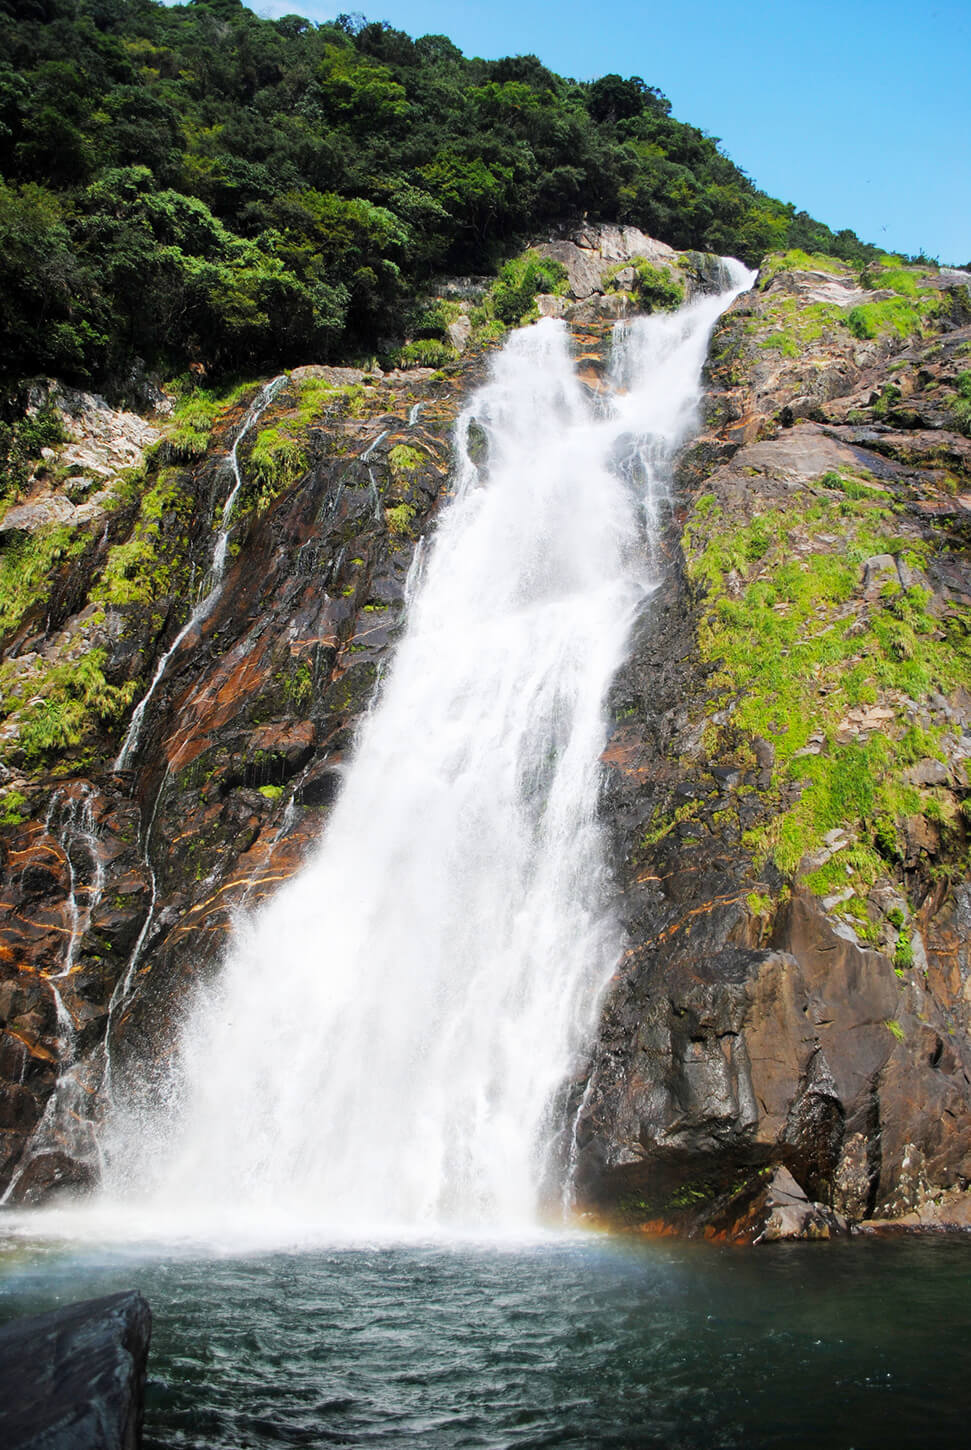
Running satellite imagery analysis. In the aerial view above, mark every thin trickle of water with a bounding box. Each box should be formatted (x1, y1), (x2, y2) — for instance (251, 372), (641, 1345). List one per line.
(44, 785), (105, 982)
(403, 534), (426, 607)
(91, 267), (751, 1241)
(272, 796), (300, 843)
(366, 468), (383, 523)
(102, 764), (171, 1107)
(361, 429), (389, 524)
(360, 429), (388, 463)
(211, 376), (287, 578)
(115, 377), (286, 770)
(1, 786), (107, 1203)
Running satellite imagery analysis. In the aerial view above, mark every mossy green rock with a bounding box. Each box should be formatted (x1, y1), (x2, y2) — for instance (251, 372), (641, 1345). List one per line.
(573, 254), (971, 1240)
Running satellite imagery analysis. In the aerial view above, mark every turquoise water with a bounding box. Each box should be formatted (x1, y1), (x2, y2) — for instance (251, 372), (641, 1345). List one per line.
(1, 1231), (969, 1448)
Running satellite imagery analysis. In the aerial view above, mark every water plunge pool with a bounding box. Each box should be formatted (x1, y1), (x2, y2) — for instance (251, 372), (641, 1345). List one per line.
(1, 1230), (968, 1448)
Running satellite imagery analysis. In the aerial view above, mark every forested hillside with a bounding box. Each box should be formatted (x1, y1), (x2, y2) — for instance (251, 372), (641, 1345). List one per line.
(1, 0), (881, 395)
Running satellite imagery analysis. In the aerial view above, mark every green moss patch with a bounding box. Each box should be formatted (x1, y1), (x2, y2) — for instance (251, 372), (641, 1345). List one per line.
(0, 401), (69, 503)
(490, 250), (569, 325)
(0, 523), (89, 638)
(759, 251), (853, 287)
(0, 648), (137, 766)
(461, 248), (571, 351)
(396, 338), (455, 369)
(294, 376), (374, 426)
(248, 425), (308, 506)
(755, 297), (845, 355)
(950, 371), (971, 437)
(0, 787), (27, 826)
(152, 379), (261, 464)
(847, 298), (931, 340)
(385, 501), (417, 538)
(685, 480), (971, 905)
(847, 261), (942, 340)
(388, 443), (425, 479)
(605, 257), (684, 311)
(93, 468), (193, 605)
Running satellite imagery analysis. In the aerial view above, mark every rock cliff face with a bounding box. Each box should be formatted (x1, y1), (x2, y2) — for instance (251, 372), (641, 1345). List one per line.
(574, 251), (971, 1237)
(1, 233), (970, 1236)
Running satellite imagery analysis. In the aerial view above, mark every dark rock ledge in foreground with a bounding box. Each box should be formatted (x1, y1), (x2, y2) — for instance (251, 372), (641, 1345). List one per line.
(0, 1290), (151, 1450)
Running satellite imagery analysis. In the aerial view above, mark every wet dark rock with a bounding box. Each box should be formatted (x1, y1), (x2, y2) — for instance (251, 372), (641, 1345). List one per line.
(753, 1167), (848, 1242)
(575, 255), (971, 1238)
(0, 1290), (151, 1449)
(9, 1150), (98, 1205)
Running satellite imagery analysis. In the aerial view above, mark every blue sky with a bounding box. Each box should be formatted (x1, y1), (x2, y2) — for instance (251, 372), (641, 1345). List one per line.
(253, 0), (971, 264)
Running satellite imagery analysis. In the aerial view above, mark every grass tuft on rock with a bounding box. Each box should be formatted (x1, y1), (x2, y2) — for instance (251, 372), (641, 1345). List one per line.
(684, 479), (971, 909)
(0, 524), (90, 639)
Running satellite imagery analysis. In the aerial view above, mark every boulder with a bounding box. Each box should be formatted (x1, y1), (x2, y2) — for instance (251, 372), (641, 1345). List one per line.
(754, 1166), (848, 1242)
(534, 224), (678, 301)
(861, 553), (899, 599)
(534, 240), (605, 300)
(446, 314), (472, 351)
(535, 293), (569, 319)
(0, 1291), (151, 1449)
(0, 495), (78, 535)
(859, 1183), (971, 1233)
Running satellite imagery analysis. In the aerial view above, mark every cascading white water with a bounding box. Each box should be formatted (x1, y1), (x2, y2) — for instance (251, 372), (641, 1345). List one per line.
(54, 265), (750, 1243)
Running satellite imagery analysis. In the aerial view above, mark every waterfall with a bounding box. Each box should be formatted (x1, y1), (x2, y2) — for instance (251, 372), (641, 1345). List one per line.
(93, 267), (750, 1240)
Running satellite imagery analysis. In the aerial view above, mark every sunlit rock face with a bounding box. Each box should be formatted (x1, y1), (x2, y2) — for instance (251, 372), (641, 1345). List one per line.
(574, 254), (971, 1239)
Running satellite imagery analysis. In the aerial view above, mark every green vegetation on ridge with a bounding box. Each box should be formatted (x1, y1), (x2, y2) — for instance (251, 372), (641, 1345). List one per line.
(0, 0), (884, 402)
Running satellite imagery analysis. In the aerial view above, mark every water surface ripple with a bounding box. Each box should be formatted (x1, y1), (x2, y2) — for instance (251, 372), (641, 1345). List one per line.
(1, 1235), (969, 1448)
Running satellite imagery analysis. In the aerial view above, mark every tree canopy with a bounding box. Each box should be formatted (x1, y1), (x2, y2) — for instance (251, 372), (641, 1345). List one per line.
(0, 0), (880, 390)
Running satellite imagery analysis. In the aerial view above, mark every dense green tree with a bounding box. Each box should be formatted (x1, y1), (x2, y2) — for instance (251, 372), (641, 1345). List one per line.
(0, 0), (880, 391)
